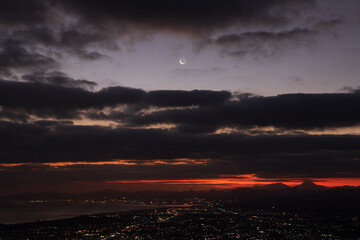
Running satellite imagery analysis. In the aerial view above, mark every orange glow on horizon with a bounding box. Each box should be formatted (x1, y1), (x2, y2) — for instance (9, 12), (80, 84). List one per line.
(312, 178), (360, 187)
(0, 158), (208, 168)
(0, 163), (25, 167)
(106, 175), (300, 187)
(106, 174), (360, 188)
(1, 162), (360, 189)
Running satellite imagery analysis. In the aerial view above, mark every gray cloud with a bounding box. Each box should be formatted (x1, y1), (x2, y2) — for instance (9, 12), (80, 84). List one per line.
(0, 39), (58, 76)
(215, 28), (316, 58)
(22, 71), (98, 90)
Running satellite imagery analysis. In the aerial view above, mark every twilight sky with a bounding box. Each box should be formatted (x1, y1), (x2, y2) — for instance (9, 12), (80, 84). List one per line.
(1, 0), (360, 194)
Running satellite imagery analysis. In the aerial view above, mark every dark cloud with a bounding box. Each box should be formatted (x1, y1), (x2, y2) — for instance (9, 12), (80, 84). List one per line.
(0, 25), (112, 76)
(0, 80), (231, 119)
(212, 17), (342, 59)
(22, 71), (98, 90)
(0, 80), (145, 119)
(0, 28), (111, 72)
(312, 19), (343, 32)
(125, 92), (360, 131)
(216, 28), (314, 44)
(0, 0), (49, 26)
(0, 0), (316, 33)
(11, 27), (111, 49)
(145, 90), (231, 107)
(342, 86), (360, 94)
(33, 120), (73, 127)
(0, 39), (58, 76)
(2, 79), (360, 131)
(0, 122), (360, 183)
(1, 121), (360, 163)
(71, 50), (108, 60)
(0, 109), (29, 122)
(58, 0), (314, 33)
(215, 28), (316, 58)
(56, 30), (103, 48)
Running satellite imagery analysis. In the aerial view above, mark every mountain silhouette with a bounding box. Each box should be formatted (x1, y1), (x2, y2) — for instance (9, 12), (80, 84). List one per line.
(294, 180), (328, 190)
(254, 183), (291, 190)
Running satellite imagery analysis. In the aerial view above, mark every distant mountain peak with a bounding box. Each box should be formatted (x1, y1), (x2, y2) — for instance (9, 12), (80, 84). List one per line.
(294, 180), (327, 190)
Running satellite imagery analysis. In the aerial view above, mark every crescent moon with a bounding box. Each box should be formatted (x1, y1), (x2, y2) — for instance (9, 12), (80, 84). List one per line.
(179, 57), (187, 65)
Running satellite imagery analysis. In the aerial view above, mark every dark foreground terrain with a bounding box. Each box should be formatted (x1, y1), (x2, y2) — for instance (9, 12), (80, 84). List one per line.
(1, 204), (360, 240)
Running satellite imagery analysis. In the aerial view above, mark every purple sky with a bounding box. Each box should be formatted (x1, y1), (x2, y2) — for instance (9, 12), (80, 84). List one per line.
(1, 0), (360, 194)
(58, 0), (360, 95)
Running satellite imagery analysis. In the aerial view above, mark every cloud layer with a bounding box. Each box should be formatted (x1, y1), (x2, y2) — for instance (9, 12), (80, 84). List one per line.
(0, 0), (359, 193)
(2, 79), (360, 131)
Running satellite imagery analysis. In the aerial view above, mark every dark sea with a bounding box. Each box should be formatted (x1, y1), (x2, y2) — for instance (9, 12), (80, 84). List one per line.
(0, 201), (160, 224)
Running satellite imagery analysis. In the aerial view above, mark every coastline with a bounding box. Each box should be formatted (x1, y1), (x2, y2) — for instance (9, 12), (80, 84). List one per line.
(0, 203), (191, 225)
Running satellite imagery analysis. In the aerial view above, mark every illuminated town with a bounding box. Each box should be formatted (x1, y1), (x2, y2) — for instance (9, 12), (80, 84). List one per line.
(1, 199), (360, 240)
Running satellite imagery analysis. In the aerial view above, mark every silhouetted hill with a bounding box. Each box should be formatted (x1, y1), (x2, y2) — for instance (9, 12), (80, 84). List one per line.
(293, 180), (328, 191)
(254, 183), (291, 190)
(3, 181), (360, 213)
